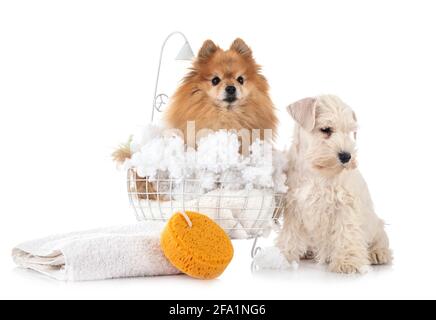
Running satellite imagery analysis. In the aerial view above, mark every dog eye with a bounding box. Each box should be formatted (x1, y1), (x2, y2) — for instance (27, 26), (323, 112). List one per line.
(237, 76), (244, 85)
(211, 77), (221, 86)
(320, 127), (333, 137)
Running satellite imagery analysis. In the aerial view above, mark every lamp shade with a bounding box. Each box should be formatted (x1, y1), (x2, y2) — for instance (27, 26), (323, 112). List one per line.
(175, 41), (195, 61)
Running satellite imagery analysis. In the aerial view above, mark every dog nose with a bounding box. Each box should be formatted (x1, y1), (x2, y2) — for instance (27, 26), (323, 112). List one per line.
(225, 85), (236, 95)
(338, 152), (352, 164)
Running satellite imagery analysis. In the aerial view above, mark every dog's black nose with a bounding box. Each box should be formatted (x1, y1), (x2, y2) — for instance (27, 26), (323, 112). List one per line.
(338, 152), (352, 164)
(225, 85), (236, 95)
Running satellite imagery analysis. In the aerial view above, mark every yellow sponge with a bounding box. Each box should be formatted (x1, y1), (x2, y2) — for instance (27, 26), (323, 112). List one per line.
(161, 211), (234, 280)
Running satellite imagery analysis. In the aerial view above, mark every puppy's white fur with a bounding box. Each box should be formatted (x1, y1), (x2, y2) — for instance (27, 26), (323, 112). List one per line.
(277, 95), (392, 274)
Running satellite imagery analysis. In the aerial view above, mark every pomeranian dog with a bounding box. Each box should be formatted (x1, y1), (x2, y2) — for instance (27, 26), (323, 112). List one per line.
(165, 38), (277, 142)
(113, 38), (277, 199)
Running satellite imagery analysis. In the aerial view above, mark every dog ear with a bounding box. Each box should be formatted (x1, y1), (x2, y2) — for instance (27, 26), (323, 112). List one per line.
(230, 38), (252, 58)
(287, 97), (317, 131)
(198, 40), (218, 61)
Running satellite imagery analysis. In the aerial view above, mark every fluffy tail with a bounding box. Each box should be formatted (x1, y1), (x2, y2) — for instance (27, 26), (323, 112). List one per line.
(112, 136), (132, 165)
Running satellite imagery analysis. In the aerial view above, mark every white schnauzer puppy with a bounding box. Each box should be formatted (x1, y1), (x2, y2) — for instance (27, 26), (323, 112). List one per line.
(277, 95), (392, 274)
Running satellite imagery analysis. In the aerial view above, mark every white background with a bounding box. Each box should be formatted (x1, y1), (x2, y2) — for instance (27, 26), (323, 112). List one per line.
(1, 0), (435, 300)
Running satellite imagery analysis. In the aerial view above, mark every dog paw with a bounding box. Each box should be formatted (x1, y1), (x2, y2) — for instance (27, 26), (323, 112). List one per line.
(329, 263), (359, 274)
(369, 248), (392, 265)
(328, 259), (368, 274)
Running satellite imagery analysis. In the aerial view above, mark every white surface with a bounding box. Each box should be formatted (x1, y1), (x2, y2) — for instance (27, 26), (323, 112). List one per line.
(1, 0), (436, 299)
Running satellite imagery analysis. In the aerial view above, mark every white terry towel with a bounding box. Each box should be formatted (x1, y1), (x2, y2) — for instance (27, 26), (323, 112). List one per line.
(12, 222), (179, 281)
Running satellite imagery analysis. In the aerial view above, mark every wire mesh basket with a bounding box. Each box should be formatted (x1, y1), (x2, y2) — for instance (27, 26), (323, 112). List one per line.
(125, 31), (286, 249)
(127, 168), (285, 240)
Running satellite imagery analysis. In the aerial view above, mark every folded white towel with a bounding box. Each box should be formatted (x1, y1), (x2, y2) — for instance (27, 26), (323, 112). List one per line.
(12, 222), (179, 281)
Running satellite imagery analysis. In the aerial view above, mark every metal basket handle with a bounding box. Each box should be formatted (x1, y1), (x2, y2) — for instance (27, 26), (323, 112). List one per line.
(151, 31), (194, 122)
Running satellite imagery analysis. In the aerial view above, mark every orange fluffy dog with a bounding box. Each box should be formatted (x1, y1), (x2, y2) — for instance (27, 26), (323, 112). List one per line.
(113, 38), (277, 199)
(165, 38), (277, 141)
(114, 38), (277, 163)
